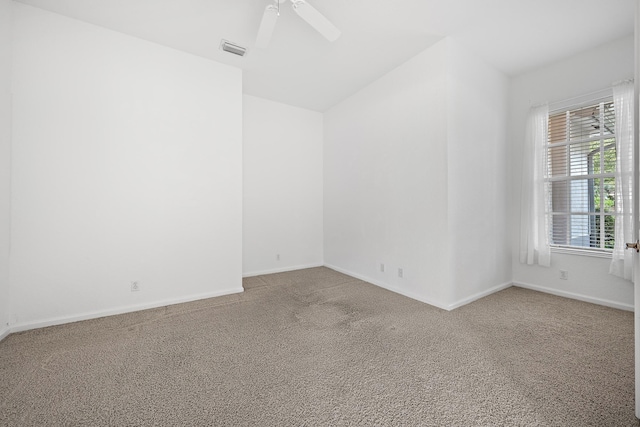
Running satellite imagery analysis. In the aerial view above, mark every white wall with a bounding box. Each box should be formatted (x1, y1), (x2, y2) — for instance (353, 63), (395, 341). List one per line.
(324, 38), (512, 310)
(447, 40), (511, 306)
(509, 36), (635, 310)
(0, 0), (11, 339)
(10, 4), (243, 330)
(243, 95), (323, 276)
(324, 40), (451, 308)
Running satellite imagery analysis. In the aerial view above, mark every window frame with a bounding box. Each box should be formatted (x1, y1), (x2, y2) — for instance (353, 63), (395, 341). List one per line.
(545, 96), (617, 257)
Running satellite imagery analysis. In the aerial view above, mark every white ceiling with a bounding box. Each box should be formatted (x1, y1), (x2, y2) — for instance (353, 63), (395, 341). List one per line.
(15, 0), (636, 112)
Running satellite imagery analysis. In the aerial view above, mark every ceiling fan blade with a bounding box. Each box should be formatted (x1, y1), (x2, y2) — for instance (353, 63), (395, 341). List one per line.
(256, 4), (279, 48)
(292, 0), (341, 42)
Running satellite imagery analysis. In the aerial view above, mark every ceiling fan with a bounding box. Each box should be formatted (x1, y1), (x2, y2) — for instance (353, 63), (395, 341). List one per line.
(255, 0), (341, 48)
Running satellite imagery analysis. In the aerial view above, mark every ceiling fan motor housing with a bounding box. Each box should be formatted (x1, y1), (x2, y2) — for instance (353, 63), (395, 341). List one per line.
(256, 0), (340, 48)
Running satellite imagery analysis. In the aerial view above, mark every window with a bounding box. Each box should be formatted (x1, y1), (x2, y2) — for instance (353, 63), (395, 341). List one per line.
(546, 100), (616, 251)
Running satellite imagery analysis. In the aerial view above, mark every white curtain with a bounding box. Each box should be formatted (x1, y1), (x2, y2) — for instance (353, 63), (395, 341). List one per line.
(520, 104), (550, 267)
(609, 80), (634, 281)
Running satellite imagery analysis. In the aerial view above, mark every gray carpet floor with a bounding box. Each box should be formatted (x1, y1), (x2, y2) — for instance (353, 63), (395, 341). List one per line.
(0, 267), (637, 426)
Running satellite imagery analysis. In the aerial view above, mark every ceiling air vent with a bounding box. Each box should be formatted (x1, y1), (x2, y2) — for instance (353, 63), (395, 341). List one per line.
(220, 40), (247, 57)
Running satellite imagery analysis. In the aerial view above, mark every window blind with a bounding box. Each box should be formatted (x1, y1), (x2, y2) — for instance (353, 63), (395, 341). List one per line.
(546, 101), (617, 250)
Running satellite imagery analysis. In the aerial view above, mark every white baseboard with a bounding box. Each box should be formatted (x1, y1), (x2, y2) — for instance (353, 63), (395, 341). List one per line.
(513, 281), (634, 312)
(447, 282), (513, 311)
(325, 264), (512, 311)
(0, 325), (10, 343)
(324, 264), (451, 311)
(9, 287), (245, 334)
(243, 263), (324, 278)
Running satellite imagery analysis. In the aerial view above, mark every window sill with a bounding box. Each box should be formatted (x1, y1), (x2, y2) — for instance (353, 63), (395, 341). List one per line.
(550, 246), (612, 259)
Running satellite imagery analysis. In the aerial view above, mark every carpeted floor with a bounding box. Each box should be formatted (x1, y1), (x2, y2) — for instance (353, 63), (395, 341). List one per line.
(0, 267), (637, 426)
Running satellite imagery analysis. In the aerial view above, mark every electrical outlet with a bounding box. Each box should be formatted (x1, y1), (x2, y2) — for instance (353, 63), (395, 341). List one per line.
(560, 270), (568, 280)
(131, 281), (140, 292)
(398, 268), (404, 278)
(276, 254), (280, 261)
(380, 263), (385, 273)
